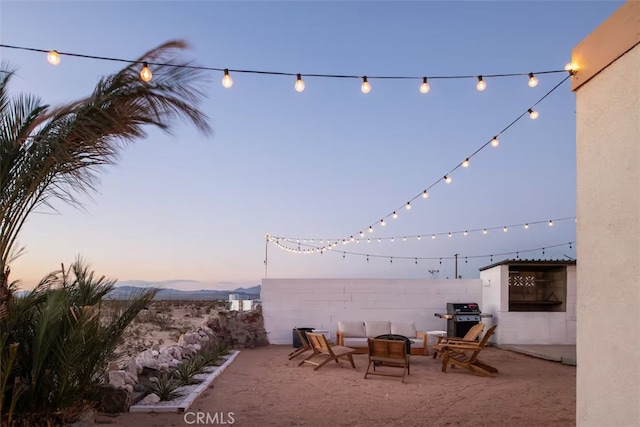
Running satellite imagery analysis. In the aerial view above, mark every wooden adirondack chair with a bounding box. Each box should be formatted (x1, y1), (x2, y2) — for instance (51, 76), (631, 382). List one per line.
(440, 325), (498, 377)
(288, 328), (313, 360)
(432, 323), (486, 359)
(299, 332), (357, 371)
(364, 338), (411, 383)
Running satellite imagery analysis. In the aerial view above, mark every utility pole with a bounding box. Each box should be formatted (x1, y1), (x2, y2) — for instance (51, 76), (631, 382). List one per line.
(454, 254), (459, 279)
(264, 234), (269, 278)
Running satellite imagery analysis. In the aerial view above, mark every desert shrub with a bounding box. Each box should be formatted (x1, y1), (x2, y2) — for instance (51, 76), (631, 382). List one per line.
(172, 359), (205, 386)
(143, 373), (182, 401)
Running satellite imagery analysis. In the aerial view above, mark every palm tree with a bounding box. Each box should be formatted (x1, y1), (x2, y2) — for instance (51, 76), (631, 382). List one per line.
(0, 39), (211, 305)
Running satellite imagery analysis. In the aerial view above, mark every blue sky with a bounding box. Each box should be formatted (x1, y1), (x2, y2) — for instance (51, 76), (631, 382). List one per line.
(0, 1), (623, 289)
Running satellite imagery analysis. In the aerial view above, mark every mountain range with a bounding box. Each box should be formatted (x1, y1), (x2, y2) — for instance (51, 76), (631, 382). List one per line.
(105, 284), (261, 300)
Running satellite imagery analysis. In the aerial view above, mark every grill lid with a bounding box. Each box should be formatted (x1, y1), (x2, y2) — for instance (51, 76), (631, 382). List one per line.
(446, 302), (481, 314)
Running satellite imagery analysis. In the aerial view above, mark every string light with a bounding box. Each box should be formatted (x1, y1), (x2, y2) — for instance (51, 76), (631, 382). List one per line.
(380, 219), (386, 226)
(222, 69), (233, 88)
(140, 62), (152, 82)
(271, 237), (576, 264)
(476, 76), (487, 91)
(47, 50), (60, 65)
(270, 216), (576, 247)
(565, 62), (579, 73)
(405, 202), (411, 210)
(491, 136), (499, 147)
(444, 175), (452, 184)
(462, 159), (470, 168)
(528, 73), (539, 88)
(392, 212), (398, 219)
(421, 191), (429, 199)
(294, 74), (305, 92)
(368, 226), (373, 233)
(419, 77), (430, 94)
(361, 76), (371, 94)
(528, 108), (539, 119)
(548, 220), (554, 227)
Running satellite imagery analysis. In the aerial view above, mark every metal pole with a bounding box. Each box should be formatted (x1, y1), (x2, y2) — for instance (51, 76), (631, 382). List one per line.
(454, 254), (458, 279)
(264, 234), (269, 278)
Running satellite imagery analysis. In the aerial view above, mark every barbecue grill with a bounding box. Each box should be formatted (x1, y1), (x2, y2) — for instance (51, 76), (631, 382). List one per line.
(435, 302), (482, 338)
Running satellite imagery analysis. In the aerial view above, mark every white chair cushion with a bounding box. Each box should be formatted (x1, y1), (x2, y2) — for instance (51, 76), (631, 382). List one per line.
(391, 322), (417, 338)
(343, 337), (368, 348)
(365, 321), (391, 338)
(408, 339), (424, 349)
(338, 321), (365, 337)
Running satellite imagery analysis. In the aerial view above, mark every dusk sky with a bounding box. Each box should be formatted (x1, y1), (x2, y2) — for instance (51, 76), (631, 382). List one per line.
(0, 1), (622, 290)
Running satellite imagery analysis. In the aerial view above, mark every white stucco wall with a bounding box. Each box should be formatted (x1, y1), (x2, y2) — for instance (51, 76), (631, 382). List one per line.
(576, 44), (640, 425)
(480, 264), (577, 345)
(261, 278), (481, 344)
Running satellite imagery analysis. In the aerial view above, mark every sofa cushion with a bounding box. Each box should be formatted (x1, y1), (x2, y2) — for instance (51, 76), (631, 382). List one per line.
(365, 321), (391, 338)
(408, 339), (424, 349)
(391, 322), (417, 338)
(343, 337), (368, 348)
(338, 321), (365, 337)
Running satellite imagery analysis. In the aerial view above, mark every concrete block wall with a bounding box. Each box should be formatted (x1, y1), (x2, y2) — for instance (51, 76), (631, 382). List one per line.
(261, 278), (481, 345)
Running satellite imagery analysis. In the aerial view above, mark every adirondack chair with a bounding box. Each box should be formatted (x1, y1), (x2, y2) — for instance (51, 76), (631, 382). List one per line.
(288, 328), (312, 360)
(432, 323), (485, 359)
(298, 332), (357, 371)
(364, 338), (411, 383)
(440, 325), (498, 377)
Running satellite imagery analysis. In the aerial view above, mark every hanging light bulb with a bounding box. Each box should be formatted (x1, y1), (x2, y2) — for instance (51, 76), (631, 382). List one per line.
(405, 202), (411, 210)
(524, 223), (529, 229)
(369, 226), (374, 233)
(448, 232), (452, 238)
(503, 226), (508, 232)
(444, 175), (452, 184)
(462, 158), (470, 168)
(419, 77), (430, 94)
(360, 76), (371, 94)
(380, 219), (386, 227)
(392, 211), (398, 219)
(483, 229), (488, 234)
(476, 76), (486, 91)
(417, 235), (421, 240)
(565, 62), (578, 73)
(360, 231), (364, 237)
(548, 220), (554, 227)
(222, 69), (233, 88)
(464, 231), (468, 236)
(391, 237), (394, 242)
(294, 74), (305, 92)
(431, 234), (436, 240)
(140, 62), (153, 82)
(491, 136), (499, 147)
(528, 108), (539, 120)
(378, 238), (382, 243)
(528, 73), (539, 88)
(403, 237), (407, 241)
(422, 190), (429, 199)
(47, 50), (60, 65)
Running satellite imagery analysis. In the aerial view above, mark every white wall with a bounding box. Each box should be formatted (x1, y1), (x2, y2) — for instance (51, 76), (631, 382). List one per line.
(480, 264), (576, 345)
(261, 278), (482, 344)
(576, 43), (640, 425)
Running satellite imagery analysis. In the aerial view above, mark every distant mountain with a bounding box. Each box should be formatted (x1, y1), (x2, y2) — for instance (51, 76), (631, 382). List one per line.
(105, 285), (261, 301)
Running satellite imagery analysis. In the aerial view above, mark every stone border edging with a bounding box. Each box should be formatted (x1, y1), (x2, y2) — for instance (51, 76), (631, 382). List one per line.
(129, 350), (240, 413)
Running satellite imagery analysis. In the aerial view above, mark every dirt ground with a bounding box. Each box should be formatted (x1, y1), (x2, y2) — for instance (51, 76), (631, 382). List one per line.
(111, 345), (575, 427)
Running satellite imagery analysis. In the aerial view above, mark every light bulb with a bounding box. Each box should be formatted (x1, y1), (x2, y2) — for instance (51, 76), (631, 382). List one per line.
(417, 235), (421, 240)
(140, 62), (152, 82)
(565, 62), (578, 73)
(431, 234), (436, 240)
(422, 190), (429, 199)
(491, 137), (499, 147)
(548, 220), (554, 227)
(369, 226), (373, 233)
(361, 76), (371, 94)
(464, 231), (468, 236)
(503, 226), (508, 232)
(528, 73), (539, 88)
(483, 229), (488, 234)
(476, 76), (486, 91)
(403, 237), (407, 241)
(448, 233), (452, 238)
(462, 159), (470, 168)
(379, 238), (382, 242)
(47, 50), (60, 65)
(528, 108), (539, 120)
(419, 77), (430, 94)
(294, 74), (305, 92)
(380, 219), (386, 226)
(405, 202), (411, 210)
(391, 237), (394, 242)
(360, 231), (364, 237)
(524, 223), (529, 229)
(444, 175), (452, 184)
(392, 212), (398, 219)
(222, 69), (233, 88)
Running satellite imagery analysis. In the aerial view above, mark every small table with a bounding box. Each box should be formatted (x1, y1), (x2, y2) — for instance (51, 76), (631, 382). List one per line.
(424, 330), (447, 355)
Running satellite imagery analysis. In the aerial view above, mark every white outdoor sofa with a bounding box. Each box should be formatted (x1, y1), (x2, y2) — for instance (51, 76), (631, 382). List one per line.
(335, 320), (427, 355)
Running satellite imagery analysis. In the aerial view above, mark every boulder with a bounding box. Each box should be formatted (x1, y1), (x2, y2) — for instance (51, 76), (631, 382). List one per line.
(87, 386), (131, 414)
(108, 371), (128, 389)
(139, 393), (161, 405)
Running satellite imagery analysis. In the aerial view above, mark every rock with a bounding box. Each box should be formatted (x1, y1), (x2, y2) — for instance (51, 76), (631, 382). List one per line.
(122, 384), (134, 393)
(139, 393), (161, 405)
(151, 350), (159, 357)
(108, 370), (128, 389)
(68, 408), (96, 427)
(123, 371), (137, 386)
(159, 362), (169, 371)
(136, 350), (160, 370)
(126, 358), (142, 378)
(108, 362), (120, 371)
(87, 385), (131, 413)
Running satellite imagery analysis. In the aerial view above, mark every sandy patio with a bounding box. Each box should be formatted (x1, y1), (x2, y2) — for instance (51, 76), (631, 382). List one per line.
(111, 345), (575, 427)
